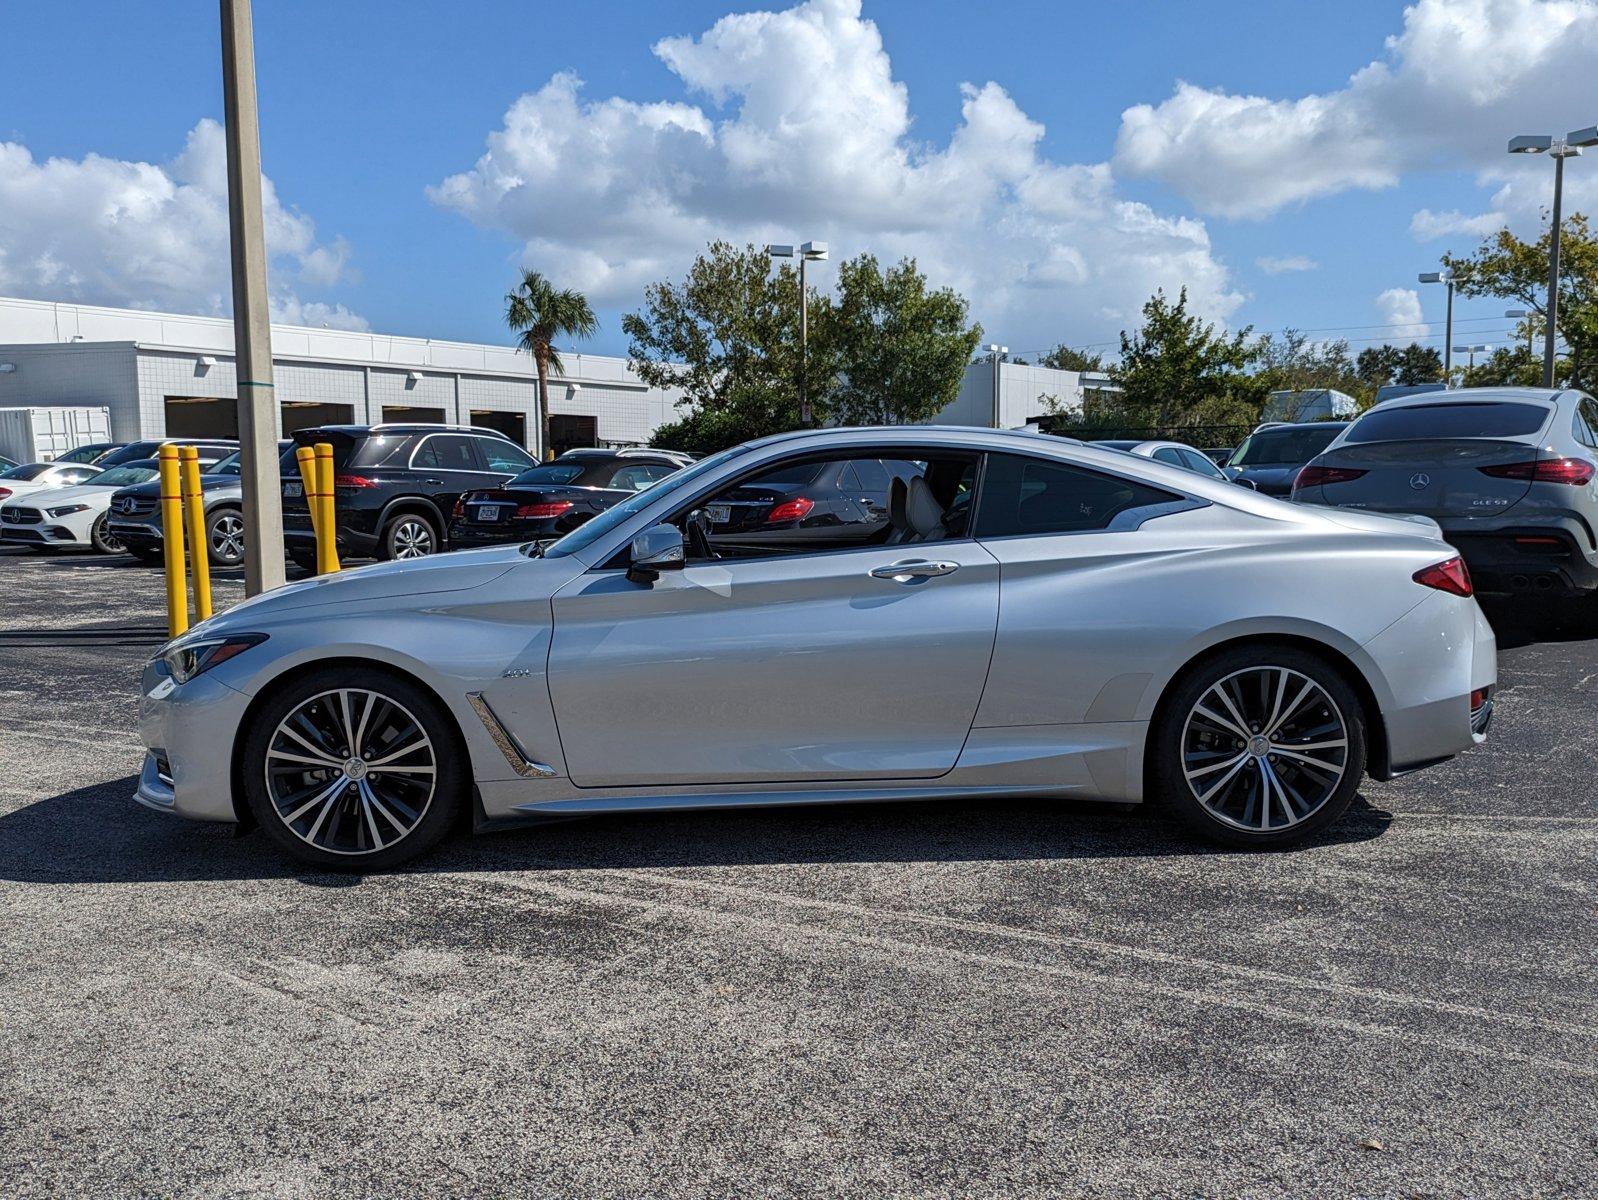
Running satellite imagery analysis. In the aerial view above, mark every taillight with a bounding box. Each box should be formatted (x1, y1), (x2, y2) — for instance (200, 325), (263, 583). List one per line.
(334, 474), (380, 488)
(1470, 687), (1489, 713)
(0, 487), (10, 500)
(1479, 457), (1595, 485)
(1294, 465), (1367, 491)
(765, 496), (815, 523)
(1413, 556), (1473, 597)
(515, 501), (573, 519)
(452, 498), (465, 519)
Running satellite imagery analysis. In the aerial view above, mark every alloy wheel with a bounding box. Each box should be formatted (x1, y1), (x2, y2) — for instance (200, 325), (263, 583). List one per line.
(392, 518), (434, 559)
(1180, 666), (1348, 833)
(264, 688), (436, 856)
(210, 513), (245, 562)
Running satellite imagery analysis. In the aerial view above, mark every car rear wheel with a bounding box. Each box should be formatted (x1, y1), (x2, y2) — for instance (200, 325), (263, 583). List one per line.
(89, 513), (124, 554)
(1152, 645), (1366, 848)
(380, 513), (438, 560)
(241, 667), (466, 869)
(207, 508), (245, 567)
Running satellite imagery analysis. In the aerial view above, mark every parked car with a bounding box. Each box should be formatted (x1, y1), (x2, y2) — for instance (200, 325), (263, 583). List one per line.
(95, 439), (237, 469)
(0, 460), (158, 553)
(0, 460), (105, 502)
(1291, 387), (1598, 597)
(136, 426), (1494, 870)
(56, 441), (126, 465)
(279, 424), (539, 567)
(0, 454), (16, 472)
(108, 442), (294, 567)
(1202, 447), (1235, 466)
(448, 448), (691, 549)
(1225, 422), (1350, 495)
(1093, 439), (1244, 485)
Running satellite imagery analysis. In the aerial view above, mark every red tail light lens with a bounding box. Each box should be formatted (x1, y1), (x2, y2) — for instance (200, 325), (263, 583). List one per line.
(1470, 687), (1489, 713)
(515, 501), (573, 520)
(334, 474), (380, 488)
(452, 498), (465, 519)
(765, 496), (815, 524)
(1413, 556), (1473, 597)
(0, 487), (11, 500)
(1293, 465), (1367, 491)
(1479, 457), (1595, 485)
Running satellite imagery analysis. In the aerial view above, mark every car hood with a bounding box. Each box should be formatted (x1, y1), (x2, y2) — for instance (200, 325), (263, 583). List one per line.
(206, 544), (571, 626)
(11, 482), (119, 506)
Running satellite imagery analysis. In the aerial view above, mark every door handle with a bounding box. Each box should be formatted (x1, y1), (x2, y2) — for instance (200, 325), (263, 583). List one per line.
(868, 559), (959, 581)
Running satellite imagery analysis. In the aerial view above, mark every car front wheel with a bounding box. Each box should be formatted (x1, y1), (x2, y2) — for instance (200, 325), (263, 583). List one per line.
(207, 508), (245, 567)
(89, 512), (124, 554)
(241, 667), (466, 869)
(1152, 645), (1366, 848)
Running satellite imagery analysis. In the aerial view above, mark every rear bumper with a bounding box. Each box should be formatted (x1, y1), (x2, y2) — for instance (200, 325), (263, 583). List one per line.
(1442, 523), (1598, 595)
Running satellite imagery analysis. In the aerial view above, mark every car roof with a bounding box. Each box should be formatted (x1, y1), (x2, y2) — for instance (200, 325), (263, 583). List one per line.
(297, 423), (514, 439)
(1369, 386), (1566, 411)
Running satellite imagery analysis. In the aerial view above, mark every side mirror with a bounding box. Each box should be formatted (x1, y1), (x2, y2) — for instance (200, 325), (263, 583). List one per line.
(626, 523), (685, 584)
(1234, 477), (1259, 491)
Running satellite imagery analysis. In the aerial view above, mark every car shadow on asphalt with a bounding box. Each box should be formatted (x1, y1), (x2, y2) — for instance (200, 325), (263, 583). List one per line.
(1479, 596), (1597, 650)
(0, 775), (1393, 886)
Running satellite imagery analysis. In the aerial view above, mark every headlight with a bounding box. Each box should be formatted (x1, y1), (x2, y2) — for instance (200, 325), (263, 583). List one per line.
(159, 633), (268, 684)
(47, 504), (90, 516)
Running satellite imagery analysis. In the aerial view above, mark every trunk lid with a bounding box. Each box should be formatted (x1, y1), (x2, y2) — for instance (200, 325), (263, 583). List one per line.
(1305, 439), (1541, 519)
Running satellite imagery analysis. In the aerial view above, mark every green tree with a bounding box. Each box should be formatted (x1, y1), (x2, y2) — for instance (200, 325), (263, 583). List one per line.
(624, 242), (817, 450)
(819, 254), (982, 425)
(1442, 214), (1598, 391)
(1355, 342), (1444, 390)
(1252, 330), (1366, 405)
(1040, 345), (1107, 373)
(1460, 345), (1545, 388)
(1109, 288), (1260, 430)
(505, 270), (598, 459)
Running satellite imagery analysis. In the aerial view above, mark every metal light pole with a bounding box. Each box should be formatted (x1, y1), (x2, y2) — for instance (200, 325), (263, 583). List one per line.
(1419, 269), (1455, 384)
(1509, 127), (1598, 387)
(765, 240), (828, 427)
(220, 0), (284, 594)
(985, 344), (1008, 427)
(1506, 309), (1535, 362)
(1452, 343), (1490, 373)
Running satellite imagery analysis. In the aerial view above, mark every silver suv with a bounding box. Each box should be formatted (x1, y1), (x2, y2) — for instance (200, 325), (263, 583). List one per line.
(1292, 387), (1598, 597)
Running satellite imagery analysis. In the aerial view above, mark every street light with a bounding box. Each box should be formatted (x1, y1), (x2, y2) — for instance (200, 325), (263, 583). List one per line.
(1508, 125), (1598, 386)
(1418, 269), (1456, 384)
(985, 344), (1009, 427)
(1505, 309), (1536, 359)
(1452, 343), (1490, 372)
(765, 240), (828, 426)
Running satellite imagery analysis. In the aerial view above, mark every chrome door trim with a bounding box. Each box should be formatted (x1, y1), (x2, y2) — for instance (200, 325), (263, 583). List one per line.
(868, 559), (959, 581)
(466, 691), (558, 778)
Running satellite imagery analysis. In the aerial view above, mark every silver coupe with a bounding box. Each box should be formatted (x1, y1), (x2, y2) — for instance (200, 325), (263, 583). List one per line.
(136, 426), (1496, 868)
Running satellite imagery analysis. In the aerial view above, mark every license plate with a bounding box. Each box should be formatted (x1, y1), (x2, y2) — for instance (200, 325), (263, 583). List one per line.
(282, 481), (303, 498)
(476, 505), (501, 522)
(705, 504), (731, 524)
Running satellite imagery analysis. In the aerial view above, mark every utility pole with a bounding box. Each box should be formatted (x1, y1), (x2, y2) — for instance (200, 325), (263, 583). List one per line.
(985, 344), (1009, 426)
(220, 0), (285, 594)
(1418, 269), (1456, 385)
(765, 241), (827, 428)
(1544, 148), (1568, 388)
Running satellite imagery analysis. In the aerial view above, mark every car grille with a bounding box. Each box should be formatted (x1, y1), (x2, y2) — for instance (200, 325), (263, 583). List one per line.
(112, 495), (156, 517)
(1, 506), (43, 525)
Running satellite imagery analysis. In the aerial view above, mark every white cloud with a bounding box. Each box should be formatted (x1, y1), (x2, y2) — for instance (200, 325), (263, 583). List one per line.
(1376, 286), (1430, 338)
(1256, 255), (1319, 274)
(431, 0), (1241, 351)
(1114, 0), (1598, 221)
(0, 119), (366, 330)
(1410, 207), (1507, 240)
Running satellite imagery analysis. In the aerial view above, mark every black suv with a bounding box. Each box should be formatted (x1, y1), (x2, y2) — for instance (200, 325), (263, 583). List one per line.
(281, 424), (538, 566)
(447, 447), (691, 549)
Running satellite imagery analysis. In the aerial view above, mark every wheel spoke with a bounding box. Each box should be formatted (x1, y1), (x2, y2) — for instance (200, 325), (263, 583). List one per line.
(366, 737), (428, 766)
(1208, 683), (1254, 739)
(1193, 704), (1249, 740)
(269, 747), (344, 769)
(282, 776), (347, 825)
(277, 722), (342, 765)
(1266, 680), (1317, 739)
(1195, 754), (1252, 803)
(1185, 751), (1247, 782)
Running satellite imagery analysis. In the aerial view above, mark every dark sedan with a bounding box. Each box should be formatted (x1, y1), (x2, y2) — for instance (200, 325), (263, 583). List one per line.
(447, 449), (689, 548)
(1225, 422), (1349, 496)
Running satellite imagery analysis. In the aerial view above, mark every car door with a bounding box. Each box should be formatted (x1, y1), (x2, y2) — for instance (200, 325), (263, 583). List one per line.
(544, 448), (1000, 788)
(412, 434), (492, 516)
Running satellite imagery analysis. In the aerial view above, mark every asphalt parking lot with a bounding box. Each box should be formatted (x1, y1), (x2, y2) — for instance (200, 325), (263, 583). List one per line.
(1, 544), (1593, 1198)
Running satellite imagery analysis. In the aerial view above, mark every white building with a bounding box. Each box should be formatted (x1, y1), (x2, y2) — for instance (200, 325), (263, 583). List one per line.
(0, 296), (682, 457)
(934, 358), (1116, 429)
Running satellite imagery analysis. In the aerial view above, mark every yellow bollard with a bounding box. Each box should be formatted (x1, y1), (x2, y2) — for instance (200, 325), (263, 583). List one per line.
(294, 445), (321, 550)
(314, 442), (340, 574)
(157, 446), (188, 638)
(178, 446), (213, 622)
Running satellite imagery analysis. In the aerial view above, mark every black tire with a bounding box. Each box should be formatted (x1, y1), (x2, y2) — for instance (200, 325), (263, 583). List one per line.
(89, 512), (125, 554)
(1150, 643), (1366, 849)
(379, 511), (440, 561)
(205, 507), (246, 567)
(241, 666), (467, 870)
(287, 548), (319, 574)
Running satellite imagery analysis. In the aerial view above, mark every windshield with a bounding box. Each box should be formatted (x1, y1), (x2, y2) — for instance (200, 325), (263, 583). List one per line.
(94, 464), (161, 487)
(97, 441), (160, 467)
(0, 463), (50, 480)
(1346, 401), (1551, 443)
(213, 451), (242, 475)
(512, 463), (589, 486)
(540, 444), (750, 559)
(1231, 425), (1344, 467)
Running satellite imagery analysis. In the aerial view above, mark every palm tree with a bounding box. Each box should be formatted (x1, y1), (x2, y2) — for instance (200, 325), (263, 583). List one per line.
(504, 270), (599, 459)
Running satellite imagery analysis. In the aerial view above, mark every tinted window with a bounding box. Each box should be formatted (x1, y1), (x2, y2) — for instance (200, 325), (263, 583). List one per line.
(756, 461), (826, 487)
(1152, 447), (1184, 466)
(609, 463), (674, 492)
(349, 435), (413, 468)
(1180, 448), (1226, 478)
(94, 464), (161, 487)
(513, 463), (588, 486)
(1345, 402), (1551, 444)
(1577, 399), (1598, 449)
(96, 441), (160, 467)
(1231, 425), (1345, 466)
(433, 436), (481, 470)
(478, 438), (536, 473)
(975, 454), (1179, 538)
(0, 464), (50, 480)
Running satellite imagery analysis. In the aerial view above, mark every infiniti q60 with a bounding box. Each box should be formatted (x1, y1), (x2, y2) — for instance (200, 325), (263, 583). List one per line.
(136, 426), (1496, 868)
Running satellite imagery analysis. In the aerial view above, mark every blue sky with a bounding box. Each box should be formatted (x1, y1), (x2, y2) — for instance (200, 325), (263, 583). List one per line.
(2, 0), (1592, 361)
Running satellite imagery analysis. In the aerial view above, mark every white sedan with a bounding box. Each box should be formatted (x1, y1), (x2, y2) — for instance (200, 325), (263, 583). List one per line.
(0, 461), (160, 553)
(0, 460), (105, 502)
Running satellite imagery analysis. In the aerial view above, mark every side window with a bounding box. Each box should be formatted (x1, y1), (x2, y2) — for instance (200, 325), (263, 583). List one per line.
(1578, 400), (1598, 448)
(478, 438), (536, 473)
(974, 453), (1181, 538)
(431, 435), (481, 471)
(610, 463), (672, 492)
(410, 439), (440, 470)
(1152, 447), (1184, 467)
(1180, 448), (1225, 478)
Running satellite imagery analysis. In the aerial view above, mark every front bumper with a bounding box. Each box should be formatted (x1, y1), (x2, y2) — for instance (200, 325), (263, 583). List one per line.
(135, 662), (254, 823)
(1, 521), (89, 546)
